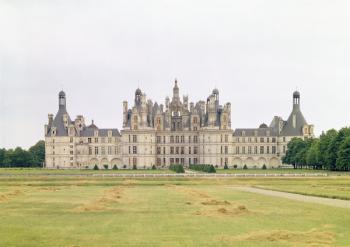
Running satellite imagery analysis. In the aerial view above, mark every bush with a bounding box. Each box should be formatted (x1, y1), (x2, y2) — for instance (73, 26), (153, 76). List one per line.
(262, 164), (267, 170)
(93, 164), (99, 170)
(243, 164), (248, 170)
(112, 165), (118, 170)
(132, 164), (137, 170)
(169, 164), (185, 173)
(103, 164), (108, 170)
(233, 165), (238, 169)
(152, 165), (156, 170)
(224, 164), (229, 170)
(189, 164), (216, 173)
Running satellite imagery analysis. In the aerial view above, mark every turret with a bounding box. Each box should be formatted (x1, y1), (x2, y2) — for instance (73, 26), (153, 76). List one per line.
(293, 91), (300, 110)
(123, 101), (128, 127)
(59, 91), (66, 109)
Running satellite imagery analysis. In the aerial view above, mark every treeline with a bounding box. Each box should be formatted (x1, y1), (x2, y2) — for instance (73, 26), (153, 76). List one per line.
(282, 127), (350, 171)
(0, 141), (45, 168)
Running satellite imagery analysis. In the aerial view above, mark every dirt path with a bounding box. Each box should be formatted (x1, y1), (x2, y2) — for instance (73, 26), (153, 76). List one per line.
(233, 186), (350, 209)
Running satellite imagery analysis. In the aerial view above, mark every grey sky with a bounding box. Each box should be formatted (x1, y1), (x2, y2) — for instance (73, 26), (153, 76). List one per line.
(0, 0), (349, 149)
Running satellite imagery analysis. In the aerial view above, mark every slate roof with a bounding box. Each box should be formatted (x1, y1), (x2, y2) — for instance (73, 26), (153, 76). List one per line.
(280, 106), (307, 136)
(234, 127), (278, 137)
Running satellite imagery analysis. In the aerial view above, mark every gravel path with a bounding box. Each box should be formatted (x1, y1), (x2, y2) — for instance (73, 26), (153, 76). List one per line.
(233, 186), (350, 209)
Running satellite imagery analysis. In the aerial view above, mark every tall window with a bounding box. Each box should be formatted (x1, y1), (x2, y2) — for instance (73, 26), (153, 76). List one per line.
(260, 146), (264, 154)
(157, 136), (161, 143)
(194, 147), (198, 155)
(170, 136), (174, 143)
(101, 146), (105, 155)
(225, 146), (228, 154)
(175, 136), (179, 143)
(133, 146), (137, 154)
(133, 135), (137, 143)
(157, 147), (161, 155)
(95, 147), (98, 155)
(89, 147), (92, 155)
(194, 136), (198, 143)
(181, 147), (184, 155)
(88, 138), (91, 143)
(272, 146), (276, 154)
(170, 147), (174, 154)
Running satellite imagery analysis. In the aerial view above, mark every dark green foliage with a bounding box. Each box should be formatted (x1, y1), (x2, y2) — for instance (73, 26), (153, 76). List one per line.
(224, 164), (229, 170)
(282, 127), (350, 171)
(112, 165), (118, 170)
(152, 165), (156, 170)
(93, 164), (99, 170)
(262, 164), (267, 170)
(103, 165), (108, 170)
(243, 164), (248, 170)
(132, 164), (137, 170)
(169, 164), (185, 173)
(336, 136), (350, 171)
(189, 164), (216, 173)
(0, 140), (45, 168)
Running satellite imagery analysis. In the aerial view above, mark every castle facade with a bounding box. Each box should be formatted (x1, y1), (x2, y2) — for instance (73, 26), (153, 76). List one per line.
(44, 80), (314, 169)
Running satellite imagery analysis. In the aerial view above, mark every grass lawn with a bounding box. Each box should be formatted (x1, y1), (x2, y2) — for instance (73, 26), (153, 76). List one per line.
(0, 168), (175, 175)
(0, 176), (350, 246)
(216, 168), (350, 175)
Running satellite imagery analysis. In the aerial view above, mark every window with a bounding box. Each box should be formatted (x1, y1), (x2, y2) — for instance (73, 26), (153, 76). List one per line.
(225, 146), (228, 154)
(260, 146), (264, 154)
(176, 136), (179, 143)
(101, 146), (105, 155)
(95, 147), (98, 155)
(193, 117), (198, 124)
(188, 136), (191, 143)
(108, 146), (112, 155)
(242, 146), (246, 154)
(181, 147), (184, 155)
(157, 147), (161, 155)
(176, 147), (179, 154)
(180, 158), (184, 164)
(89, 147), (92, 155)
(189, 147), (192, 154)
(248, 146), (252, 154)
(267, 138), (270, 143)
(194, 147), (198, 154)
(133, 135), (137, 143)
(225, 135), (228, 142)
(70, 150), (73, 155)
(181, 136), (184, 143)
(267, 146), (270, 154)
(156, 136), (161, 143)
(156, 158), (161, 166)
(170, 147), (174, 154)
(129, 146), (131, 154)
(108, 138), (112, 143)
(70, 137), (73, 143)
(170, 158), (174, 164)
(88, 138), (92, 143)
(133, 157), (137, 166)
(194, 158), (198, 164)
(272, 137), (276, 143)
(260, 137), (264, 143)
(170, 136), (174, 143)
(254, 146), (258, 154)
(95, 138), (98, 143)
(272, 146), (276, 154)
(163, 136), (166, 143)
(236, 147), (240, 154)
(163, 147), (166, 154)
(133, 146), (137, 154)
(194, 136), (198, 143)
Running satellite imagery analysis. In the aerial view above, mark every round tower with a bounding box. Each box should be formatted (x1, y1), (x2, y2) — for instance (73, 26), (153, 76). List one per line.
(59, 91), (66, 109)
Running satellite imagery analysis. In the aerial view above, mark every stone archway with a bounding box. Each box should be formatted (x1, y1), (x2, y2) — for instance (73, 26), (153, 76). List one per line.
(100, 158), (109, 169)
(110, 158), (123, 169)
(232, 157), (243, 168)
(89, 158), (99, 169)
(258, 157), (268, 169)
(269, 157), (281, 168)
(245, 157), (255, 168)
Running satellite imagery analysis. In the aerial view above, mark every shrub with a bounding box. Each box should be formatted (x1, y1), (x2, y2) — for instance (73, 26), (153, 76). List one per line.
(224, 164), (229, 170)
(189, 164), (216, 173)
(93, 164), (99, 170)
(262, 164), (267, 170)
(243, 164), (248, 170)
(152, 165), (156, 170)
(233, 165), (238, 169)
(132, 164), (137, 170)
(169, 164), (185, 173)
(112, 165), (118, 170)
(103, 164), (108, 170)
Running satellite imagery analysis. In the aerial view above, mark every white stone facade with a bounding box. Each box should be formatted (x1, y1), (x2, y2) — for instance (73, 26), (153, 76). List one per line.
(45, 81), (314, 169)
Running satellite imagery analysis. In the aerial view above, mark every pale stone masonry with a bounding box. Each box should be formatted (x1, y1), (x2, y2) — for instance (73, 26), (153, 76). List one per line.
(44, 80), (314, 169)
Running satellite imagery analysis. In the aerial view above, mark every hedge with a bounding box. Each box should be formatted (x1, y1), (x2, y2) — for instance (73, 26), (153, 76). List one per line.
(169, 164), (185, 173)
(189, 164), (216, 173)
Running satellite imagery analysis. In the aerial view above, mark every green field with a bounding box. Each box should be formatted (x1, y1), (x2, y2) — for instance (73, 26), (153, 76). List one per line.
(0, 174), (350, 246)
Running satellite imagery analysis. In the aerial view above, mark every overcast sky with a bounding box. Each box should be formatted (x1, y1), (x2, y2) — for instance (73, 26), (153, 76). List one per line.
(0, 0), (349, 149)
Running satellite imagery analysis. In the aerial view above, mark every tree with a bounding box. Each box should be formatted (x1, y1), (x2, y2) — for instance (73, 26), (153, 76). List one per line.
(262, 164), (267, 170)
(0, 148), (5, 167)
(283, 138), (306, 168)
(318, 129), (337, 169)
(243, 164), (248, 170)
(336, 136), (350, 171)
(112, 165), (118, 170)
(224, 164), (229, 170)
(325, 128), (350, 170)
(306, 139), (321, 169)
(93, 164), (99, 170)
(29, 140), (45, 167)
